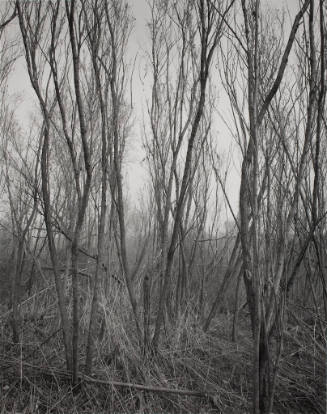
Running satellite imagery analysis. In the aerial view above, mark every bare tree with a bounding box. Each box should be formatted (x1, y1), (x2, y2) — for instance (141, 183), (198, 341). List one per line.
(144, 0), (235, 351)
(16, 0), (73, 372)
(228, 0), (313, 411)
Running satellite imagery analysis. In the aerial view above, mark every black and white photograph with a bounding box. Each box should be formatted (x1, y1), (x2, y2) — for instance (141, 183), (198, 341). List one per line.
(0, 0), (325, 412)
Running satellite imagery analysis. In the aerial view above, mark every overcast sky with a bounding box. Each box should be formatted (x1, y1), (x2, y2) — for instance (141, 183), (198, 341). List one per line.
(5, 0), (302, 218)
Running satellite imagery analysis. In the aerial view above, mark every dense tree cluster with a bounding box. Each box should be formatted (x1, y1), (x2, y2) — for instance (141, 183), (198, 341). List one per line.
(0, 1), (326, 413)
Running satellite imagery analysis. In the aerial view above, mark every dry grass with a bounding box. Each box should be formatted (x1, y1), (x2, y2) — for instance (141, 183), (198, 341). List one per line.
(0, 288), (325, 413)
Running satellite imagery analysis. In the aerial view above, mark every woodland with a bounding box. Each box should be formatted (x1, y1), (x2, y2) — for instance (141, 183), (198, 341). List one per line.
(0, 0), (326, 413)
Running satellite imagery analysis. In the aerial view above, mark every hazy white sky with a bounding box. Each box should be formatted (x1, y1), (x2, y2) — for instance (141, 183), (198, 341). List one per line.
(126, 0), (302, 213)
(5, 0), (303, 217)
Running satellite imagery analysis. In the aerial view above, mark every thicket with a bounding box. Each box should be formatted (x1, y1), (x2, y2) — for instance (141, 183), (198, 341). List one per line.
(0, 0), (326, 413)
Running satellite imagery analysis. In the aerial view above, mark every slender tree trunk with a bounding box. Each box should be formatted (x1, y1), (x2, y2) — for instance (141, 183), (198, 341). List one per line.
(106, 2), (142, 344)
(11, 240), (24, 343)
(66, 0), (93, 384)
(143, 273), (151, 357)
(85, 5), (108, 370)
(17, 0), (73, 374)
(41, 124), (72, 372)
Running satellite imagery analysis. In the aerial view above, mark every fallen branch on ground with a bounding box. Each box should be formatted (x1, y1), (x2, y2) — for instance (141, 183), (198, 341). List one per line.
(1, 358), (211, 399)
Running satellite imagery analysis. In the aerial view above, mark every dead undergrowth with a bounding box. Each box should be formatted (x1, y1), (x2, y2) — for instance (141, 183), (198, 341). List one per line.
(0, 294), (325, 413)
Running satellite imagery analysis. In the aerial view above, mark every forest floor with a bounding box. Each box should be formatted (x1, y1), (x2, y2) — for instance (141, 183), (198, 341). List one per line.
(0, 303), (324, 414)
